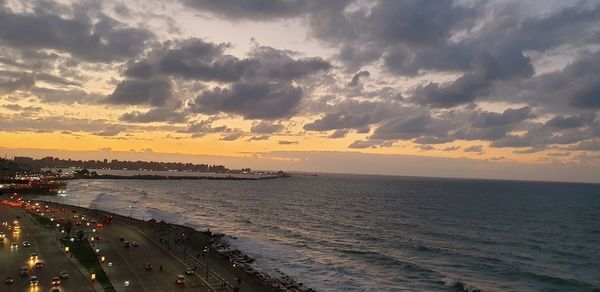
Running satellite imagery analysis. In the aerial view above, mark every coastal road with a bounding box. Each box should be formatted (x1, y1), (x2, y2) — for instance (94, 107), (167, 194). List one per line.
(50, 203), (212, 292)
(0, 204), (97, 292)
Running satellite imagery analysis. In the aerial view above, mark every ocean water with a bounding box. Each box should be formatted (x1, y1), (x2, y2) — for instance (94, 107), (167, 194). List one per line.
(40, 174), (600, 291)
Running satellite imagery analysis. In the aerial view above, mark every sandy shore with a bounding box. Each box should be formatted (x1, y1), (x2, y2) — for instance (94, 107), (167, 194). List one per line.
(35, 199), (316, 292)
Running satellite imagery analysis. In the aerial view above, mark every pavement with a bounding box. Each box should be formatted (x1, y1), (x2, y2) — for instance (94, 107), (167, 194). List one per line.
(0, 204), (97, 292)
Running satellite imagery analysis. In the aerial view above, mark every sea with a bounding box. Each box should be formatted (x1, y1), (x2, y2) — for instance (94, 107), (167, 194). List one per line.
(37, 172), (600, 291)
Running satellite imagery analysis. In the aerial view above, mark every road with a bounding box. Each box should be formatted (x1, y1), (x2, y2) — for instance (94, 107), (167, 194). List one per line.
(54, 203), (213, 292)
(0, 204), (97, 292)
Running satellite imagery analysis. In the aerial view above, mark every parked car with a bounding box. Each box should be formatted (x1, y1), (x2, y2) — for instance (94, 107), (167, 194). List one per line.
(119, 236), (124, 241)
(132, 241), (139, 247)
(59, 271), (70, 279)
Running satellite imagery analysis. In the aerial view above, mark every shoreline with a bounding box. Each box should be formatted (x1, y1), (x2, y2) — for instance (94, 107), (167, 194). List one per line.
(33, 199), (315, 292)
(74, 174), (289, 180)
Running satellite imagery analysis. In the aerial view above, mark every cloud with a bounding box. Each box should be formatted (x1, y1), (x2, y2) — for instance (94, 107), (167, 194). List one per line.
(278, 140), (298, 145)
(182, 120), (231, 138)
(464, 145), (484, 154)
(348, 70), (370, 87)
(2, 104), (41, 112)
(180, 0), (343, 21)
(120, 107), (188, 123)
(220, 132), (244, 141)
(92, 126), (122, 137)
(348, 139), (393, 149)
(442, 146), (461, 151)
(417, 144), (436, 151)
(248, 135), (270, 141)
(250, 121), (284, 134)
(0, 1), (154, 62)
(124, 39), (330, 83)
(189, 81), (303, 120)
(328, 129), (349, 139)
(107, 79), (172, 106)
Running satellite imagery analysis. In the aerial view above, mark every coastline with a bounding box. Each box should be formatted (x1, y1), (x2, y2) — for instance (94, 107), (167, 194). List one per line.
(34, 199), (315, 292)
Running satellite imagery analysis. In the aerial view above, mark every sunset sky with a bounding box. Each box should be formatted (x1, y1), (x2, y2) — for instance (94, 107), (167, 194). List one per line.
(1, 0), (599, 182)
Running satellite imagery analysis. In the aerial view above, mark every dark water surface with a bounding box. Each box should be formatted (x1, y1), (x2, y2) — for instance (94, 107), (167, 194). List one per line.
(42, 174), (600, 291)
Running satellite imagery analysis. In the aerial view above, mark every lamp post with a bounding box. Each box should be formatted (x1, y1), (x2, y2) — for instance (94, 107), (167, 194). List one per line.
(108, 262), (112, 277)
(124, 280), (130, 292)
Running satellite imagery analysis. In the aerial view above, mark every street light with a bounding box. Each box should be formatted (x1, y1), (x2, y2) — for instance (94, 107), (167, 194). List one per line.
(124, 280), (130, 292)
(108, 262), (112, 277)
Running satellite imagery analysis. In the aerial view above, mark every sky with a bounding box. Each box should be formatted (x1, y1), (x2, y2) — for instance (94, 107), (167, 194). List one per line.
(0, 0), (599, 182)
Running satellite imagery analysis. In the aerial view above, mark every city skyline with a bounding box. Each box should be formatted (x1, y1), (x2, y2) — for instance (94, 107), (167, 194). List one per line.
(1, 0), (599, 182)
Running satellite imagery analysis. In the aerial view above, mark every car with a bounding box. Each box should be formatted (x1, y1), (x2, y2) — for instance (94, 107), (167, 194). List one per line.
(5, 276), (13, 285)
(176, 274), (185, 285)
(22, 241), (31, 247)
(35, 262), (44, 269)
(119, 236), (125, 241)
(51, 287), (60, 292)
(51, 276), (61, 286)
(59, 271), (69, 279)
(185, 268), (194, 275)
(10, 243), (17, 249)
(29, 253), (38, 260)
(144, 263), (153, 271)
(29, 275), (38, 286)
(124, 241), (130, 248)
(132, 241), (139, 247)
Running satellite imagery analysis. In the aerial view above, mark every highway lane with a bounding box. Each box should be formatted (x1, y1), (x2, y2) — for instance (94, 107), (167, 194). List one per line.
(47, 202), (210, 292)
(0, 204), (97, 292)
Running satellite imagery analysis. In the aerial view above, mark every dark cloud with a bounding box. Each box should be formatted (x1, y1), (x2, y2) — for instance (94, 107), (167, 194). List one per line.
(0, 2), (154, 62)
(464, 145), (484, 154)
(182, 120), (231, 138)
(348, 70), (370, 87)
(417, 144), (436, 151)
(2, 104), (42, 112)
(278, 140), (298, 145)
(348, 139), (393, 149)
(181, 0), (312, 20)
(443, 146), (461, 151)
(189, 81), (302, 120)
(123, 39), (330, 84)
(120, 107), (188, 123)
(0, 74), (35, 93)
(92, 126), (123, 137)
(371, 114), (432, 140)
(250, 121), (284, 134)
(545, 114), (594, 129)
(248, 135), (270, 141)
(220, 132), (243, 141)
(328, 129), (349, 139)
(107, 79), (172, 106)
